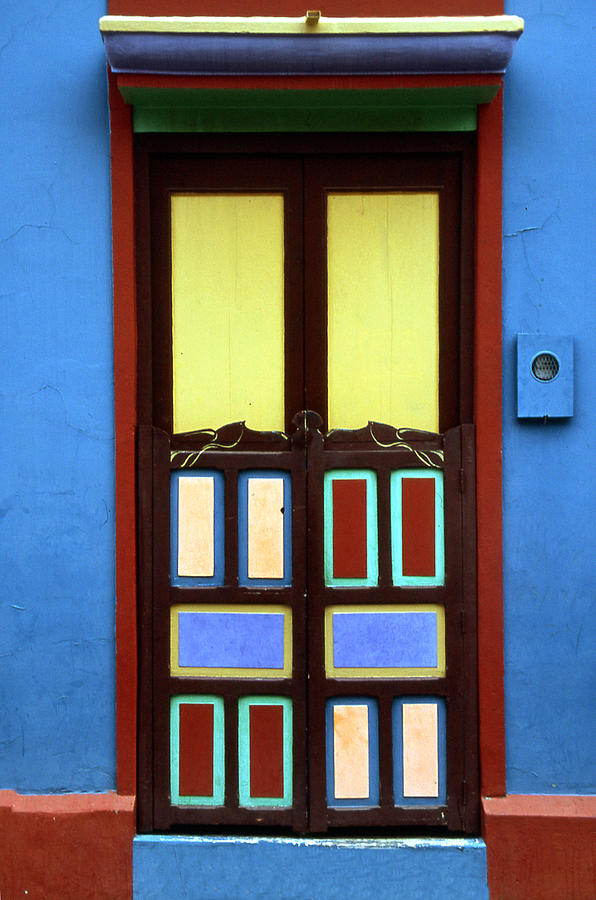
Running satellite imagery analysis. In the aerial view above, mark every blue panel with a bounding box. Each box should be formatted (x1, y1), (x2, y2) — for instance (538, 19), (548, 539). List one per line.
(516, 334), (573, 418)
(392, 697), (447, 807)
(325, 698), (379, 808)
(178, 611), (285, 669)
(170, 471), (225, 587)
(238, 470), (292, 587)
(333, 611), (438, 669)
(134, 835), (489, 900)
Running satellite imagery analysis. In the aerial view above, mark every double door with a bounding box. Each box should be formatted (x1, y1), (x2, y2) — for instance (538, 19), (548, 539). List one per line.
(137, 141), (478, 833)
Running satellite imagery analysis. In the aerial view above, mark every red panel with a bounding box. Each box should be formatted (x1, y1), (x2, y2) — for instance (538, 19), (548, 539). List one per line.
(109, 1), (504, 17)
(178, 704), (214, 797)
(332, 479), (368, 579)
(401, 478), (436, 576)
(250, 705), (284, 798)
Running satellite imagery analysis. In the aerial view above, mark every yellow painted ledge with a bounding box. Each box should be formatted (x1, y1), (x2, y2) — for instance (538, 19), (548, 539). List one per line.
(100, 15), (524, 36)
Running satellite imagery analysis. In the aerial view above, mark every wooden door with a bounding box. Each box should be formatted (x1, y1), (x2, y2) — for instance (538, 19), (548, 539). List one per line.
(136, 139), (478, 834)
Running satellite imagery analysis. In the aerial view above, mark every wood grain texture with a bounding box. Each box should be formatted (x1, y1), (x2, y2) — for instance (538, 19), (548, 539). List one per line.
(327, 192), (439, 432)
(138, 138), (479, 833)
(171, 193), (285, 433)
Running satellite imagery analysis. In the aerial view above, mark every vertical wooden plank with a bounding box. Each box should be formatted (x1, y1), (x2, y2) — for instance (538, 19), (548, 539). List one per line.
(402, 477), (436, 576)
(249, 705), (285, 798)
(171, 193), (285, 433)
(332, 479), (367, 578)
(327, 192), (439, 431)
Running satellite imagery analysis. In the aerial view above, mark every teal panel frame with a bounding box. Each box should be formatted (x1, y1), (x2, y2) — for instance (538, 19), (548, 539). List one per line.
(170, 696), (225, 806)
(238, 696), (293, 808)
(324, 470), (378, 587)
(390, 470), (445, 587)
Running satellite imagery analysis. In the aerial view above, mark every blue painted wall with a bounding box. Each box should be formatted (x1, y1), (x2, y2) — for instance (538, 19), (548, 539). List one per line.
(0, 0), (593, 814)
(0, 2), (115, 792)
(503, 0), (596, 793)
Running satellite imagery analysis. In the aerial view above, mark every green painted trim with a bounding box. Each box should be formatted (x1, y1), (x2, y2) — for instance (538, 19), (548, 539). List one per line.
(100, 15), (525, 36)
(122, 87), (497, 133)
(133, 106), (476, 133)
(120, 86), (498, 108)
(170, 695), (225, 806)
(238, 696), (293, 808)
(324, 470), (379, 588)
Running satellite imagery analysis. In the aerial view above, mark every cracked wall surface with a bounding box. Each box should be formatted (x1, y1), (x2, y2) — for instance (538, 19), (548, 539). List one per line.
(0, 0), (115, 792)
(0, 0), (594, 807)
(502, 0), (596, 793)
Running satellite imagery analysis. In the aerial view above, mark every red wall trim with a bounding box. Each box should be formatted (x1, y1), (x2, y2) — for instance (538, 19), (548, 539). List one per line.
(484, 796), (596, 900)
(109, 72), (138, 797)
(116, 73), (503, 92)
(0, 791), (135, 900)
(110, 71), (506, 807)
(108, 1), (503, 16)
(475, 92), (506, 796)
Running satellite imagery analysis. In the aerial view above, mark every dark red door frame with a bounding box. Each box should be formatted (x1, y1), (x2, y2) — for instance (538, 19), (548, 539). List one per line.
(108, 73), (505, 802)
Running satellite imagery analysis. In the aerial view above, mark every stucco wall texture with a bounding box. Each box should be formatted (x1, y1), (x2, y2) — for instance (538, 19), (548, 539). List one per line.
(0, 1), (115, 793)
(502, 0), (596, 795)
(0, 0), (594, 808)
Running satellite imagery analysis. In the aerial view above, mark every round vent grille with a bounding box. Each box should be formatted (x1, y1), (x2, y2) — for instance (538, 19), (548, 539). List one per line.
(531, 352), (559, 382)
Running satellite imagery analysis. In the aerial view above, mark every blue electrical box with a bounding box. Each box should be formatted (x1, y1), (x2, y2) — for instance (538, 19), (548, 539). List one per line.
(516, 334), (573, 418)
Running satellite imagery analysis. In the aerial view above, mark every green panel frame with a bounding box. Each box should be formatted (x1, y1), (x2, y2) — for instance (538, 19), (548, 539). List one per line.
(323, 469), (379, 588)
(238, 696), (293, 808)
(170, 695), (225, 807)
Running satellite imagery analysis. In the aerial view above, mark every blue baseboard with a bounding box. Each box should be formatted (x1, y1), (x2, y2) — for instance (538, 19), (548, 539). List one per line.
(133, 834), (488, 900)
